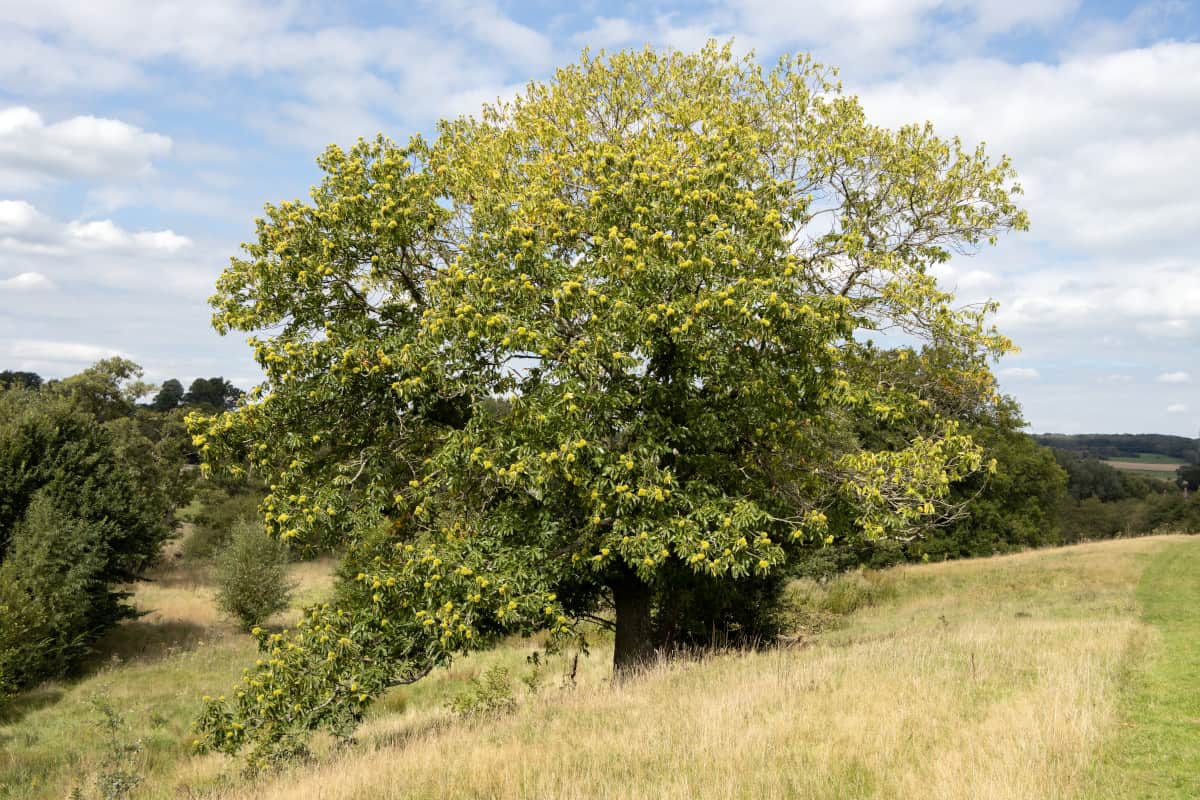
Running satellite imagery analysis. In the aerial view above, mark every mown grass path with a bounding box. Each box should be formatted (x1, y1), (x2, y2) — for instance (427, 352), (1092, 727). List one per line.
(1088, 537), (1200, 798)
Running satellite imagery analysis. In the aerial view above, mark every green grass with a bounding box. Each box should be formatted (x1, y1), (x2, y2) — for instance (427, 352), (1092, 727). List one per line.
(1103, 453), (1189, 465)
(0, 636), (258, 799)
(1112, 469), (1178, 482)
(1085, 538), (1200, 798)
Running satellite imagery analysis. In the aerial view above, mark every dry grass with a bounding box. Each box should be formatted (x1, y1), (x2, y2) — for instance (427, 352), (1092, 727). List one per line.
(0, 535), (340, 800)
(216, 536), (1179, 800)
(4, 535), (1184, 800)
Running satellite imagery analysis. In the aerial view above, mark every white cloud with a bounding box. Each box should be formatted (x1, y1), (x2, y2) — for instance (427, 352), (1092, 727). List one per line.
(0, 199), (45, 230)
(853, 40), (1200, 395)
(0, 106), (171, 189)
(856, 43), (1200, 259)
(5, 338), (126, 364)
(443, 0), (553, 69)
(63, 219), (192, 253)
(637, 0), (1084, 74)
(930, 263), (999, 300)
(1136, 318), (1193, 338)
(0, 203), (191, 255)
(999, 367), (1040, 380)
(0, 2), (559, 152)
(1156, 371), (1191, 383)
(0, 30), (141, 93)
(1167, 403), (1189, 413)
(1100, 374), (1133, 384)
(574, 17), (643, 49)
(0, 201), (203, 297)
(0, 271), (56, 290)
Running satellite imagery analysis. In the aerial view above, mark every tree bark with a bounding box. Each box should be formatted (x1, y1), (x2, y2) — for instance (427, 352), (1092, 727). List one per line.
(611, 570), (654, 679)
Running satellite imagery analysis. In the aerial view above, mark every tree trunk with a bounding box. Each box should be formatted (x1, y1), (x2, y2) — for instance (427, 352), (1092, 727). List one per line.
(611, 571), (654, 679)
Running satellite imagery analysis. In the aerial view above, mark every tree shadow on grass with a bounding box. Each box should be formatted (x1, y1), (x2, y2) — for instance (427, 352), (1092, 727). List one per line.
(0, 619), (210, 729)
(0, 685), (63, 726)
(88, 618), (210, 668)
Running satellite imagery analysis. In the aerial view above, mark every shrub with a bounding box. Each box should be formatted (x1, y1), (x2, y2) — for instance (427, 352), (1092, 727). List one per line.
(89, 694), (144, 800)
(214, 520), (294, 630)
(447, 665), (516, 718)
(0, 494), (125, 690)
(0, 386), (173, 580)
(780, 569), (899, 634)
(183, 490), (264, 561)
(650, 565), (789, 651)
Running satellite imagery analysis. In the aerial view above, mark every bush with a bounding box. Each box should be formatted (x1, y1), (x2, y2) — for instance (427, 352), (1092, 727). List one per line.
(780, 569), (899, 634)
(183, 490), (264, 561)
(0, 386), (173, 580)
(89, 694), (144, 800)
(214, 520), (294, 630)
(0, 494), (126, 690)
(447, 665), (516, 718)
(650, 565), (789, 651)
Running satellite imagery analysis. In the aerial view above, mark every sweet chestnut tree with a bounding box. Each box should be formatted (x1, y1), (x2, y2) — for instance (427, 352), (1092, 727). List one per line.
(190, 43), (1026, 763)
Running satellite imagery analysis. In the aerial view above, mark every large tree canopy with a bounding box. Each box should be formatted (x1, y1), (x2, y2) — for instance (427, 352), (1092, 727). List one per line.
(191, 44), (1026, 763)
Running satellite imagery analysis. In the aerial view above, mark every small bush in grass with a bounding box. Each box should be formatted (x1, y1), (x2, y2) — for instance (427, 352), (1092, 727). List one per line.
(90, 694), (144, 800)
(447, 665), (516, 719)
(214, 520), (294, 630)
(780, 569), (899, 634)
(183, 490), (264, 561)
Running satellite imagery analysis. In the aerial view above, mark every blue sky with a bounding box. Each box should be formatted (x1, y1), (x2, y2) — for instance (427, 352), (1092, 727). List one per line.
(0, 0), (1197, 435)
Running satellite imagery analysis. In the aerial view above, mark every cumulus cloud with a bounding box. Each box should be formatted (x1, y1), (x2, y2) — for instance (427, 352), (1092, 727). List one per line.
(64, 220), (191, 253)
(0, 1), (560, 151)
(440, 0), (554, 69)
(573, 17), (642, 48)
(857, 43), (1200, 256)
(4, 338), (126, 364)
(1156, 371), (1191, 383)
(1167, 403), (1189, 413)
(0, 200), (207, 301)
(851, 40), (1200, 433)
(0, 202), (190, 256)
(0, 271), (56, 290)
(0, 106), (171, 189)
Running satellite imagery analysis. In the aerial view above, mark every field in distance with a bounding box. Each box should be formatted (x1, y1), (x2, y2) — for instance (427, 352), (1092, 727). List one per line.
(1101, 451), (1187, 467)
(1100, 452), (1186, 482)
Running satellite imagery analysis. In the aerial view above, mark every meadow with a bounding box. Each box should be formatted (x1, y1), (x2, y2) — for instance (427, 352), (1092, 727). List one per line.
(3, 530), (1197, 799)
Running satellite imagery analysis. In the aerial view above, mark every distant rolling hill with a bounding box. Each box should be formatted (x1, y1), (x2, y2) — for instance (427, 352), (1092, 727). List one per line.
(1034, 433), (1198, 465)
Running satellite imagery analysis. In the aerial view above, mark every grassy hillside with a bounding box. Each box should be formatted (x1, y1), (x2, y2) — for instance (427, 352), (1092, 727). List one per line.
(3, 535), (1198, 799)
(1035, 434), (1198, 464)
(1096, 455), (1181, 484)
(1086, 537), (1200, 798)
(1101, 453), (1188, 465)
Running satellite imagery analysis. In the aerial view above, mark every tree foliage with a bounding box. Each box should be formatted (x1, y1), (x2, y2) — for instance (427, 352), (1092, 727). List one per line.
(1176, 463), (1200, 493)
(183, 377), (243, 411)
(0, 387), (171, 571)
(0, 363), (188, 692)
(51, 357), (154, 422)
(1052, 450), (1172, 502)
(151, 378), (185, 411)
(1035, 433), (1199, 464)
(0, 370), (41, 390)
(0, 494), (118, 689)
(190, 43), (1027, 762)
